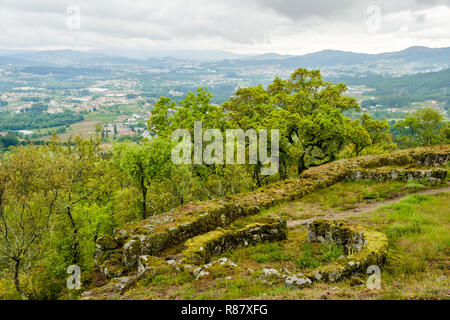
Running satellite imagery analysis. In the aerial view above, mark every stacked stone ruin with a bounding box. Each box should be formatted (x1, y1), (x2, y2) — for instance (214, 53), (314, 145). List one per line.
(84, 145), (449, 297)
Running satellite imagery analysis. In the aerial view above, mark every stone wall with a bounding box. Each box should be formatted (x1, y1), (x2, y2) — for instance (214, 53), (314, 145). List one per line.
(182, 219), (287, 265)
(347, 168), (447, 183)
(284, 220), (388, 288)
(307, 220), (366, 254)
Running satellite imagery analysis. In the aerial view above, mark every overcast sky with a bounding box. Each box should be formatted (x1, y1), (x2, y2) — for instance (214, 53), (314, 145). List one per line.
(0, 0), (449, 54)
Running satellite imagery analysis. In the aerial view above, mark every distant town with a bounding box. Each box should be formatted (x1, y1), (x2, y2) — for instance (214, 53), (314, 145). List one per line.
(0, 47), (448, 146)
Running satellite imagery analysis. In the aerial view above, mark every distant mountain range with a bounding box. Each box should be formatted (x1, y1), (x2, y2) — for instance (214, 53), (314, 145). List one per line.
(208, 46), (450, 69)
(0, 46), (449, 73)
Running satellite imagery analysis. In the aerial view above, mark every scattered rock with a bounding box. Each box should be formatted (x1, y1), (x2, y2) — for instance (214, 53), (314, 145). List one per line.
(263, 268), (280, 277)
(285, 275), (312, 288)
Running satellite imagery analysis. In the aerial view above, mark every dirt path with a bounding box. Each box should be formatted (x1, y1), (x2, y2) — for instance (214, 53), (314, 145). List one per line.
(287, 185), (450, 227)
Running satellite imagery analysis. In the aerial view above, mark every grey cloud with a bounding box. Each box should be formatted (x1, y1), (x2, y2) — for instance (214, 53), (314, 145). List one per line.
(0, 0), (448, 52)
(0, 0), (285, 45)
(413, 13), (427, 23)
(254, 0), (449, 21)
(254, 0), (362, 21)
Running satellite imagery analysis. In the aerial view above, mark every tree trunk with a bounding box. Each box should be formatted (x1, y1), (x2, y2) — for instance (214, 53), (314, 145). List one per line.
(138, 160), (148, 220)
(355, 144), (363, 157)
(141, 185), (147, 219)
(72, 230), (80, 265)
(279, 158), (287, 180)
(253, 166), (262, 188)
(13, 258), (23, 298)
(297, 155), (306, 175)
(179, 189), (184, 206)
(66, 206), (80, 265)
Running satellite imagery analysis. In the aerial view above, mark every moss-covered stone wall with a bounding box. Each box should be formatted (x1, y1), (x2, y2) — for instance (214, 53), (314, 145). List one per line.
(307, 220), (366, 254)
(182, 219), (287, 265)
(346, 168), (447, 182)
(285, 220), (388, 288)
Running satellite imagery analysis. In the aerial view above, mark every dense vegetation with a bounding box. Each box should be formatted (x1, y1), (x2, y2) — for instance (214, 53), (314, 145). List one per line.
(0, 68), (448, 299)
(342, 68), (450, 113)
(0, 103), (84, 131)
(355, 68), (450, 99)
(0, 134), (20, 151)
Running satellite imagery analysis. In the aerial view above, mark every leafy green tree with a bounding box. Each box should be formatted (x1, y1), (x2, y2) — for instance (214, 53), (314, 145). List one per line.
(0, 136), (128, 299)
(47, 134), (116, 267)
(148, 88), (238, 188)
(0, 146), (60, 296)
(112, 138), (175, 219)
(350, 113), (395, 156)
(394, 108), (449, 147)
(148, 87), (227, 137)
(223, 68), (360, 176)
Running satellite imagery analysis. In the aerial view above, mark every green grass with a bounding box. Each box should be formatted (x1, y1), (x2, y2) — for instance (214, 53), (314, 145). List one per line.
(404, 181), (425, 191)
(219, 232), (345, 274)
(356, 192), (449, 298)
(295, 242), (345, 269)
(140, 265), (193, 290)
(319, 243), (345, 263)
(302, 180), (408, 208)
(221, 280), (266, 299)
(241, 180), (436, 223)
(296, 243), (321, 269)
(247, 243), (292, 263)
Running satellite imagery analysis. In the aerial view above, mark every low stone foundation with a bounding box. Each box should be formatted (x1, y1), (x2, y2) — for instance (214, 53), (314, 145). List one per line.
(182, 219), (287, 265)
(283, 220), (388, 288)
(307, 220), (366, 254)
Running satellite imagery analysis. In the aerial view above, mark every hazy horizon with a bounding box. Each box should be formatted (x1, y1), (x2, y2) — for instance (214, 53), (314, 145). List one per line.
(0, 46), (450, 59)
